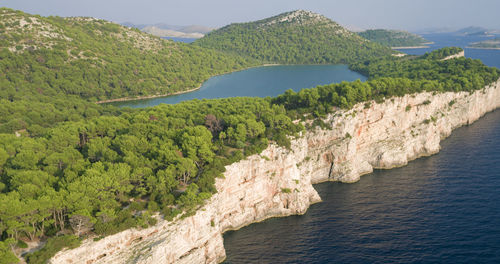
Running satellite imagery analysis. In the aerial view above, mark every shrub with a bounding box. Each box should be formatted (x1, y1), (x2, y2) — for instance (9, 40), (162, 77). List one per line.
(281, 188), (292, 194)
(25, 235), (80, 264)
(17, 240), (28, 249)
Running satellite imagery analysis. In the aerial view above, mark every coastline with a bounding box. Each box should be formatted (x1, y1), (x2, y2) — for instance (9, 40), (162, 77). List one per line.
(391, 42), (434, 50)
(392, 45), (429, 49)
(95, 86), (202, 104)
(95, 63), (280, 104)
(50, 79), (500, 264)
(466, 46), (500, 50)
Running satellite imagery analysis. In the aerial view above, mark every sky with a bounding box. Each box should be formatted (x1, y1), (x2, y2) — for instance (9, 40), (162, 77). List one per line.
(2, 0), (500, 31)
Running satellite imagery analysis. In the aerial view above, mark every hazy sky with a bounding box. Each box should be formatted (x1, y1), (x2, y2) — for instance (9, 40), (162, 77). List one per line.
(2, 0), (500, 31)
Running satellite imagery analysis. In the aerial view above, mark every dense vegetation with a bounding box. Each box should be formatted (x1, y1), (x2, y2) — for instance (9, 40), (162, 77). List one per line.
(0, 97), (302, 263)
(24, 235), (80, 264)
(2, 47), (500, 262)
(358, 29), (429, 47)
(1, 7), (500, 263)
(0, 8), (256, 101)
(195, 10), (394, 65)
(349, 48), (499, 93)
(420, 47), (463, 60)
(0, 8), (258, 134)
(275, 49), (499, 117)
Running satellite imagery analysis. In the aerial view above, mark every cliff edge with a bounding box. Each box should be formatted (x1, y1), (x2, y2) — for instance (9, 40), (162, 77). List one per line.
(441, 50), (465, 61)
(50, 79), (500, 263)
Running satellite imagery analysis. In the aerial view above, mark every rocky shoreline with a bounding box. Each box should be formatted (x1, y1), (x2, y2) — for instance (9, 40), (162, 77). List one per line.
(50, 79), (500, 264)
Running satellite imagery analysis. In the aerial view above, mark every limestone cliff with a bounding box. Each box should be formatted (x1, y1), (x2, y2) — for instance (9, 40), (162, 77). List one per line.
(50, 79), (500, 263)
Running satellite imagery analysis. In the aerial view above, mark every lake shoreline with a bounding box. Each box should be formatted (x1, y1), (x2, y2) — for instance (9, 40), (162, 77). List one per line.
(95, 63), (280, 104)
(392, 45), (429, 49)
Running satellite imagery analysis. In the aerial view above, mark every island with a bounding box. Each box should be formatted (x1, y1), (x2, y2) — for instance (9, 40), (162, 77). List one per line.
(358, 29), (431, 48)
(468, 38), (500, 49)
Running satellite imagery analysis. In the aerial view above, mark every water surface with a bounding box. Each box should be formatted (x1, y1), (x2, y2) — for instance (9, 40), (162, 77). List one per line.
(161, 37), (197, 43)
(396, 33), (500, 68)
(222, 34), (500, 263)
(110, 65), (365, 108)
(223, 109), (500, 264)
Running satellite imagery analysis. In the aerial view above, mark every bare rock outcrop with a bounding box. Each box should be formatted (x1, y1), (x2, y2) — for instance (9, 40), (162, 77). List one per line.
(441, 50), (465, 60)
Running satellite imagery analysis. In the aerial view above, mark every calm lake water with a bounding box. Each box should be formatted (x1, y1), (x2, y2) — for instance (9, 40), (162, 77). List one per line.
(110, 65), (366, 108)
(161, 37), (197, 43)
(222, 34), (500, 263)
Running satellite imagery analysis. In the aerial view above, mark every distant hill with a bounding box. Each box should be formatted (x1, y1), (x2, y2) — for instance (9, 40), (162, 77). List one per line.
(194, 10), (393, 65)
(121, 22), (214, 38)
(142, 26), (205, 38)
(469, 38), (500, 49)
(415, 26), (499, 36)
(414, 27), (456, 34)
(454, 26), (491, 36)
(358, 29), (430, 48)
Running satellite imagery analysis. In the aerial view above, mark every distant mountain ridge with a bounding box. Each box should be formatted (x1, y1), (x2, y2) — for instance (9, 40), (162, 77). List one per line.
(469, 38), (500, 49)
(416, 26), (498, 36)
(121, 22), (214, 38)
(194, 10), (393, 65)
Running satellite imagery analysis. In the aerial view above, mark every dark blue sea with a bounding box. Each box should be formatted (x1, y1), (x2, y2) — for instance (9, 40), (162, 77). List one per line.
(223, 34), (500, 263)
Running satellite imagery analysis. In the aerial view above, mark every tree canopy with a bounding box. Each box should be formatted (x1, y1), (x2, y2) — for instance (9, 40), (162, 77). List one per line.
(194, 10), (394, 65)
(0, 8), (499, 262)
(358, 29), (429, 47)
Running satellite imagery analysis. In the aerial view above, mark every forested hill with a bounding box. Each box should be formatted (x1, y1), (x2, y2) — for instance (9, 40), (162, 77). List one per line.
(194, 10), (394, 65)
(358, 29), (429, 47)
(0, 8), (257, 102)
(0, 8), (258, 134)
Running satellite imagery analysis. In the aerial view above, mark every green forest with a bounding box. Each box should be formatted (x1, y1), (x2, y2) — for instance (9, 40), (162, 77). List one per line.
(358, 29), (429, 47)
(1, 7), (500, 264)
(0, 8), (258, 135)
(194, 10), (394, 65)
(0, 8), (257, 101)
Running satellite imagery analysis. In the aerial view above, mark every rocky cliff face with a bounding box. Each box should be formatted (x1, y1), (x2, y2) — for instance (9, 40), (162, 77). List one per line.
(50, 80), (500, 264)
